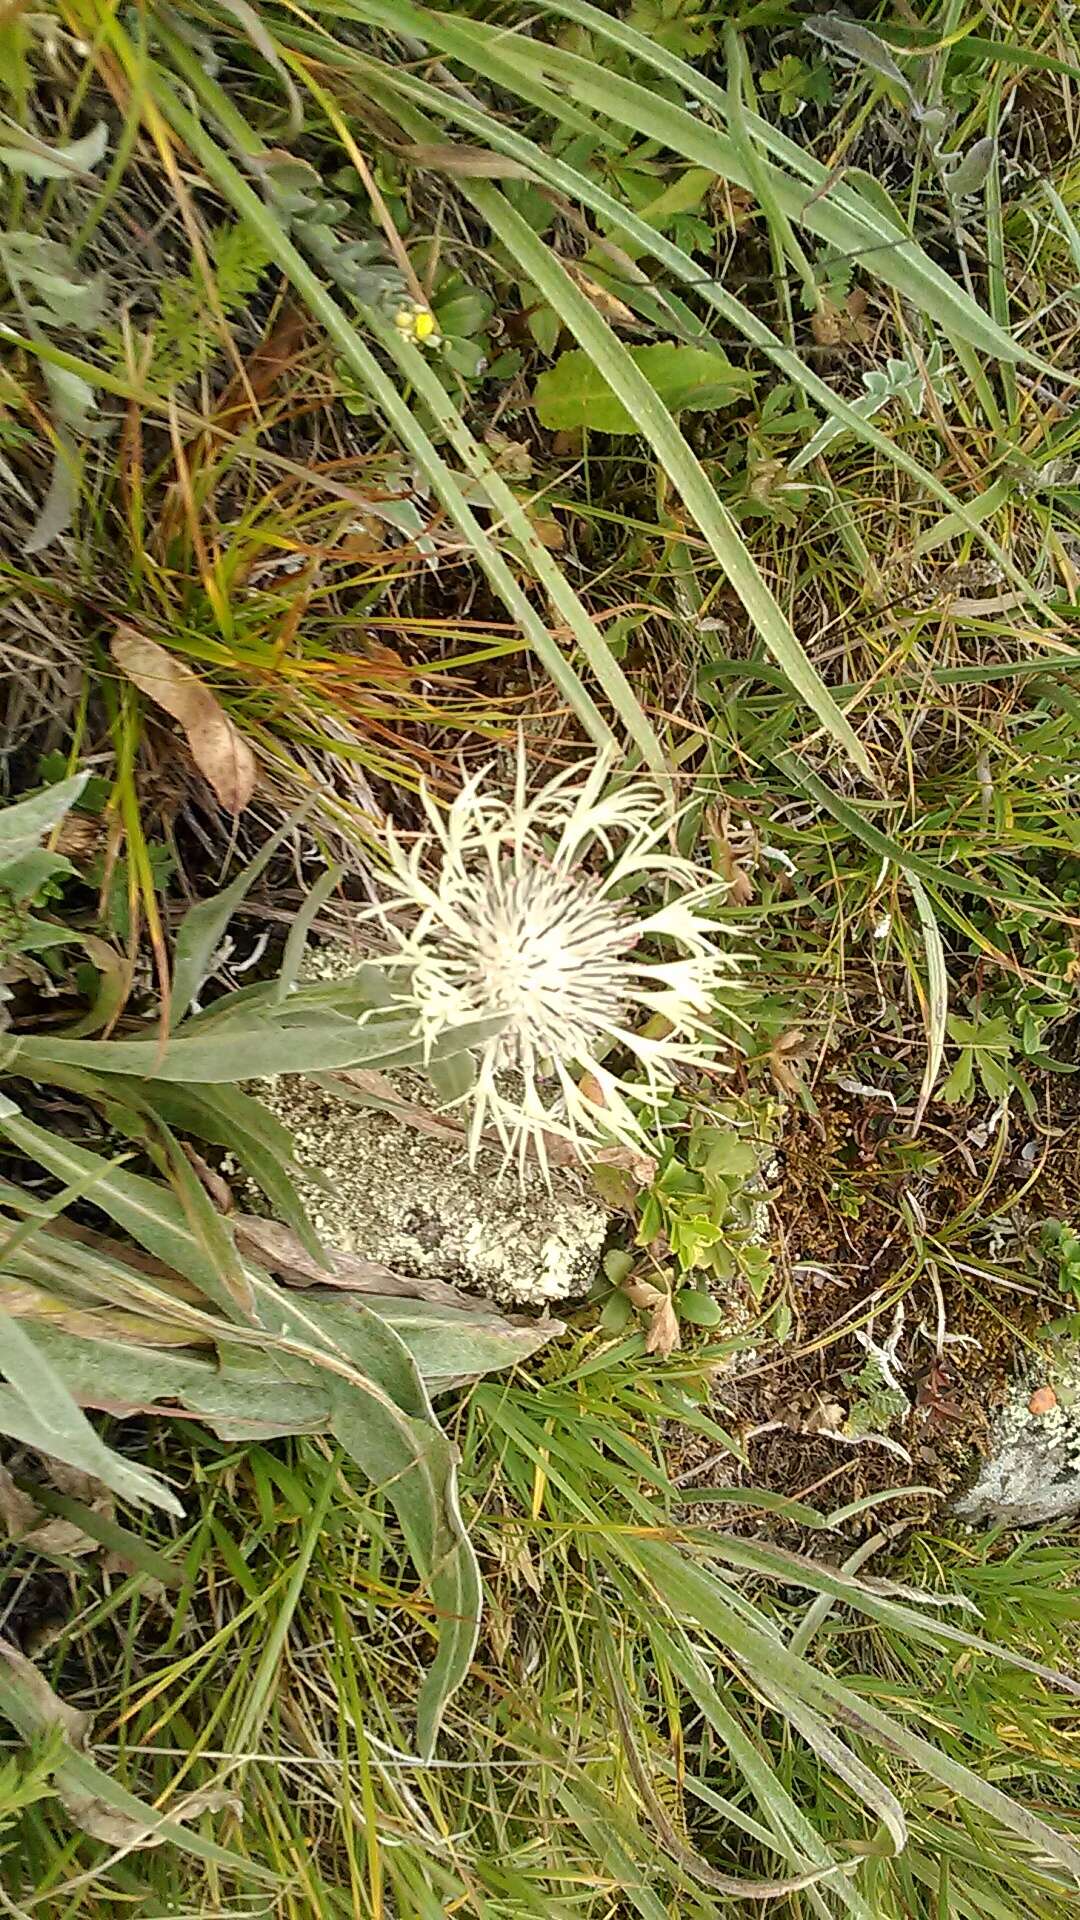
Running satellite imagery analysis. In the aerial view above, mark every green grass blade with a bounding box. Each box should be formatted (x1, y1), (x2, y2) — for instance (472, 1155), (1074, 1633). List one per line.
(454, 184), (871, 776)
(375, 0), (1041, 371)
(131, 33), (667, 771)
(909, 877), (949, 1131)
(348, 41), (1038, 599)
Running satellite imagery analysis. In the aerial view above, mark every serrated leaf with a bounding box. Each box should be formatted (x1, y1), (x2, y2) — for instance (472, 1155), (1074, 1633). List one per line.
(534, 342), (752, 433)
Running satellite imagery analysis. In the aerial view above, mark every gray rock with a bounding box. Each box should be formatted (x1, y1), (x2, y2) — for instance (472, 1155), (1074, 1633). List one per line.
(253, 1075), (609, 1312)
(954, 1338), (1080, 1527)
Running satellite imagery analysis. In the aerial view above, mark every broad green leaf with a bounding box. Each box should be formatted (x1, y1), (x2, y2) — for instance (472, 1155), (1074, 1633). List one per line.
(0, 1311), (180, 1513)
(254, 1288), (482, 1754)
(534, 342), (752, 433)
(19, 1324), (333, 1434)
(0, 847), (74, 902)
(948, 136), (997, 200)
(44, 363), (97, 430)
(316, 1294), (563, 1385)
(25, 443), (79, 557)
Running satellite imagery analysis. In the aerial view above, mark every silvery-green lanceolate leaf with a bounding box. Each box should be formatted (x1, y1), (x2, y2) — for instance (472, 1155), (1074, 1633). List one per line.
(0, 775), (89, 868)
(0, 122), (108, 179)
(0, 1313), (181, 1514)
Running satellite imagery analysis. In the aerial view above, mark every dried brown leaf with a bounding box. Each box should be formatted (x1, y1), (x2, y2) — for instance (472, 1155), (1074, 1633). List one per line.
(66, 1780), (241, 1850)
(644, 1293), (681, 1358)
(398, 141), (533, 179)
(111, 627), (256, 814)
(623, 1279), (681, 1358)
(180, 1142), (234, 1213)
(232, 1214), (486, 1311)
(0, 1465), (39, 1538)
(706, 808), (755, 906)
(0, 1638), (241, 1845)
(810, 288), (872, 349)
(561, 259), (641, 328)
(768, 1028), (808, 1098)
(0, 1636), (89, 1744)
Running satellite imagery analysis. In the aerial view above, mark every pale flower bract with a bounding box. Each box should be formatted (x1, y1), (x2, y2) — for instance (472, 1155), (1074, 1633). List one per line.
(367, 747), (735, 1178)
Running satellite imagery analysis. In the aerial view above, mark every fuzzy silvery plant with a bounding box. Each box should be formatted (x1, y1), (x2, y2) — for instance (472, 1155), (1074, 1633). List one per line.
(360, 746), (735, 1178)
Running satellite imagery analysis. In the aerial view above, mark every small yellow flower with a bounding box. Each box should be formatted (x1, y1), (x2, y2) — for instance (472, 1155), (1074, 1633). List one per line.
(392, 301), (440, 346)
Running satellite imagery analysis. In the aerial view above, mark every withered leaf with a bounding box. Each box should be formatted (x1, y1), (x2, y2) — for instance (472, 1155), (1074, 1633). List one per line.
(111, 627), (256, 814)
(623, 1279), (681, 1359)
(811, 288), (872, 349)
(398, 142), (534, 179)
(232, 1214), (486, 1311)
(561, 259), (641, 328)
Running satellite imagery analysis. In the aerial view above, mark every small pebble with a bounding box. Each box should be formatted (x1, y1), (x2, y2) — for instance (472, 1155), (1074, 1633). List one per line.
(1028, 1385), (1058, 1416)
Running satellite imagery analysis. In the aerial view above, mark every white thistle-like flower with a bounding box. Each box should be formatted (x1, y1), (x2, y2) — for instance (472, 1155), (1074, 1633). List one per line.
(366, 747), (735, 1178)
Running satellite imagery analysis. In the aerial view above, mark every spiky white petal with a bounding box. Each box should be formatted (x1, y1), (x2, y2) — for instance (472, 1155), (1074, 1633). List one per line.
(366, 746), (735, 1179)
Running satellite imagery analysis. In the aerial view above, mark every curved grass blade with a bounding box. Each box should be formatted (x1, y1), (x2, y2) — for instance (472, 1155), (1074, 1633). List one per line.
(347, 0), (1039, 371)
(126, 26), (667, 772)
(344, 35), (1038, 599)
(628, 1535), (1080, 1885)
(414, 161), (871, 775)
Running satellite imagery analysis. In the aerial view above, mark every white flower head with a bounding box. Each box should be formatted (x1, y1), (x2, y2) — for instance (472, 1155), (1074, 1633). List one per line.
(368, 744), (735, 1179)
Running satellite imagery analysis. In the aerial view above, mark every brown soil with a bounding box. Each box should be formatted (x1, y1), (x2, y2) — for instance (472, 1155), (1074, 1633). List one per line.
(669, 1083), (1069, 1549)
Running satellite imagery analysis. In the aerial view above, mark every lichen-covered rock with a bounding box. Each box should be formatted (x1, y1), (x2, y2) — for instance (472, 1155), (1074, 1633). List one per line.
(255, 1077), (608, 1311)
(954, 1338), (1080, 1527)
